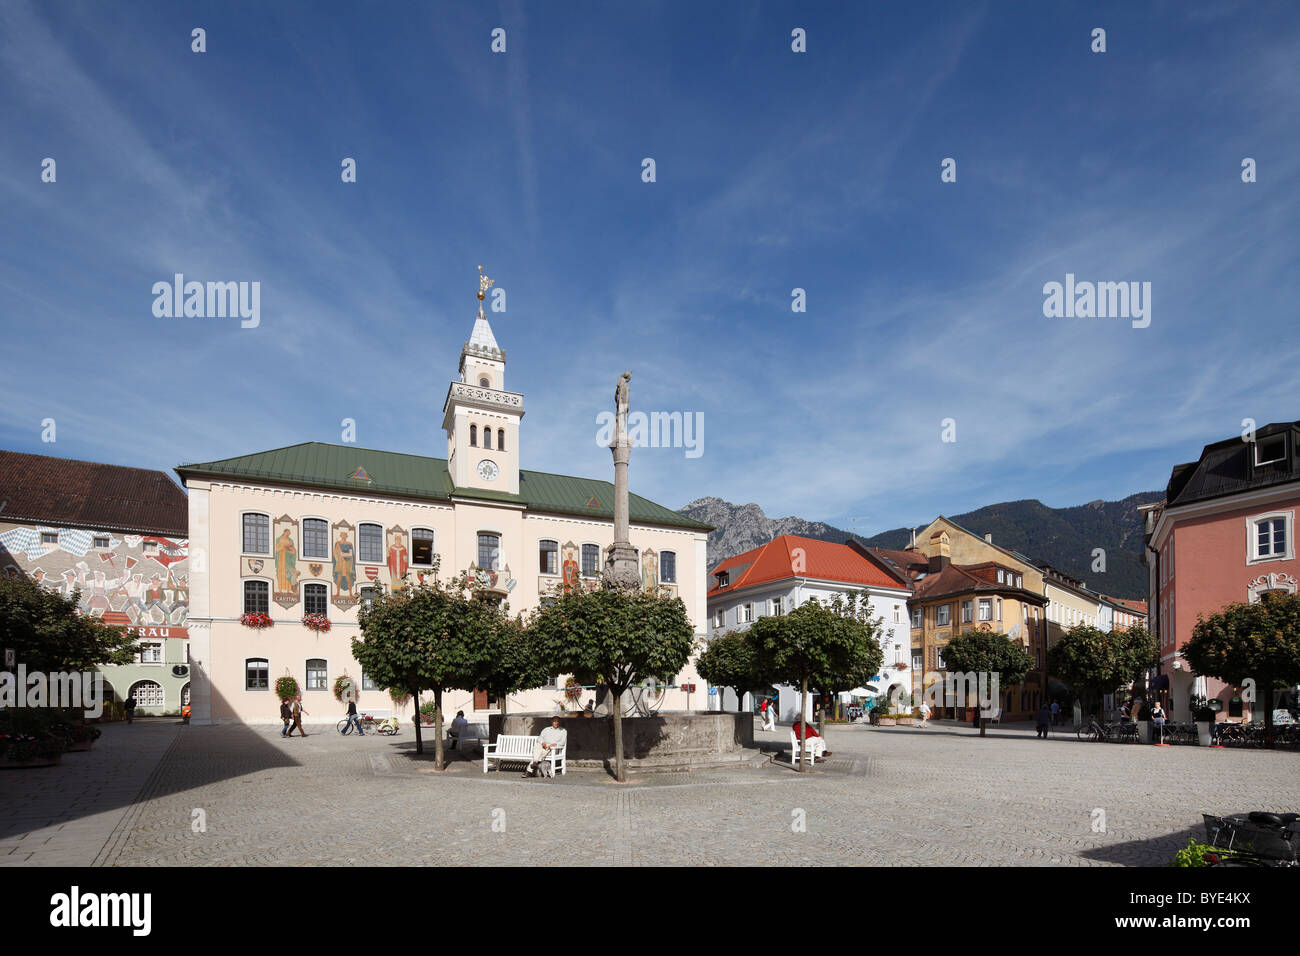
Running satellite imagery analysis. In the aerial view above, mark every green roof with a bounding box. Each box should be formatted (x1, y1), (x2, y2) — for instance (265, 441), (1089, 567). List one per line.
(176, 442), (712, 532)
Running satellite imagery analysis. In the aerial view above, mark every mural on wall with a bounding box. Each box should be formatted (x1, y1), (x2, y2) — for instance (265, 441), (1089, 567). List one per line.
(470, 563), (517, 593)
(272, 515), (301, 609)
(640, 547), (658, 593)
(386, 525), (408, 585)
(0, 523), (189, 625)
(331, 520), (358, 610)
(561, 541), (580, 590)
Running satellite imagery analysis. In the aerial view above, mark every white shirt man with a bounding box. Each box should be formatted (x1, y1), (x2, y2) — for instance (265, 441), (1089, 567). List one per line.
(524, 716), (567, 778)
(449, 711), (469, 748)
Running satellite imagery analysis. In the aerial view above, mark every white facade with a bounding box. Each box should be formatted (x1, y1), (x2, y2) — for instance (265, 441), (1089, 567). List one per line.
(706, 577), (911, 722)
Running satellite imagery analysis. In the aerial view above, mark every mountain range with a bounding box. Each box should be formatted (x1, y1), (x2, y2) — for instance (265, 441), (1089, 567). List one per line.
(677, 492), (1164, 600)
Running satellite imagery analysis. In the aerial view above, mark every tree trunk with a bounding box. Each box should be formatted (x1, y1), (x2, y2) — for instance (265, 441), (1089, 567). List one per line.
(412, 689), (423, 755)
(798, 677), (808, 773)
(433, 687), (445, 770)
(501, 693), (508, 716)
(612, 687), (626, 781)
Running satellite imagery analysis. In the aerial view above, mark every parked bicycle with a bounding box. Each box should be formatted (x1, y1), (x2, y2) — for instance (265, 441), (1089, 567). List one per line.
(1202, 811), (1299, 867)
(1076, 715), (1140, 743)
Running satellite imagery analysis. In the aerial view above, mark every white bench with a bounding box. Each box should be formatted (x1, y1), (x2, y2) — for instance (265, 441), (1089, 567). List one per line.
(789, 729), (826, 766)
(482, 734), (567, 775)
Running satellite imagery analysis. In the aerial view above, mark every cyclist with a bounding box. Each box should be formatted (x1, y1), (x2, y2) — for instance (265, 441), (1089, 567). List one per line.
(341, 697), (365, 736)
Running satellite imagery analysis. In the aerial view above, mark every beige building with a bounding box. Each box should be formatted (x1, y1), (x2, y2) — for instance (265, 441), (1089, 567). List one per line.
(179, 307), (711, 725)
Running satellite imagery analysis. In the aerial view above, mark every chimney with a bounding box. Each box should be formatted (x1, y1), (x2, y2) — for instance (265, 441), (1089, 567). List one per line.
(984, 533), (992, 543)
(908, 528), (917, 550)
(927, 530), (951, 573)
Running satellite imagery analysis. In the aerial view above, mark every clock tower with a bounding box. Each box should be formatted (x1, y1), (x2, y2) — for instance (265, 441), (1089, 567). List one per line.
(442, 267), (524, 495)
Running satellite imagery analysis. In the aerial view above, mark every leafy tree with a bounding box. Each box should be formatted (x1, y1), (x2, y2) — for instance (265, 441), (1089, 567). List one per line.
(1183, 592), (1300, 746)
(806, 591), (885, 736)
(353, 564), (499, 768)
(528, 585), (695, 781)
(940, 625), (1033, 736)
(751, 595), (883, 771)
(1047, 623), (1157, 720)
(0, 575), (136, 673)
(472, 615), (550, 715)
(695, 630), (762, 713)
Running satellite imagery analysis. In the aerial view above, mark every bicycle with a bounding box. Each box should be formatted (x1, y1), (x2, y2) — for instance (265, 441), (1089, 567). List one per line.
(1202, 812), (1299, 867)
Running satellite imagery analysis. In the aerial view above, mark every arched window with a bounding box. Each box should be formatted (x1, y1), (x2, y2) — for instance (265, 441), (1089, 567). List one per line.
(130, 680), (165, 708)
(304, 583), (328, 615)
(484, 428), (492, 450)
(479, 375), (491, 388)
(660, 550), (677, 584)
(411, 528), (435, 566)
(242, 512), (270, 554)
(477, 533), (500, 571)
(302, 518), (328, 559)
(470, 424), (478, 447)
(244, 580), (269, 615)
(306, 659), (328, 691)
(245, 659), (269, 690)
(539, 539), (558, 575)
(358, 523), (383, 564)
(497, 428), (505, 451)
(181, 683), (191, 706)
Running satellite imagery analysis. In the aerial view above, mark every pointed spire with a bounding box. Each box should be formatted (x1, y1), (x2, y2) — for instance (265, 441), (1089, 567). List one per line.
(465, 265), (503, 358)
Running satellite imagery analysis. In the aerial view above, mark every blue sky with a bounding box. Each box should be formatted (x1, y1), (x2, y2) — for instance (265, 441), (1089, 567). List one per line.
(2, 0), (1297, 536)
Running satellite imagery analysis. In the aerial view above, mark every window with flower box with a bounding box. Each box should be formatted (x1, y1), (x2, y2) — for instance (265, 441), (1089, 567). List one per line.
(244, 580), (269, 615)
(304, 583), (327, 616)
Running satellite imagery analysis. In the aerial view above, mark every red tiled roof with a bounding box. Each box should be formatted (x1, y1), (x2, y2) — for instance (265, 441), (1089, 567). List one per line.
(708, 535), (907, 597)
(0, 450), (188, 536)
(911, 561), (1045, 603)
(1114, 598), (1148, 614)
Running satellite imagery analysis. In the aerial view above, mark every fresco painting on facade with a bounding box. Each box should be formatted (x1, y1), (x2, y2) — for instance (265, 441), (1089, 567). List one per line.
(0, 522), (190, 626)
(561, 540), (580, 590)
(272, 515), (301, 608)
(641, 546), (657, 592)
(385, 525), (408, 585)
(331, 519), (358, 609)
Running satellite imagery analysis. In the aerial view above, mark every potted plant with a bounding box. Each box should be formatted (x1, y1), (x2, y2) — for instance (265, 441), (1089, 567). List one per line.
(0, 732), (65, 767)
(275, 676), (300, 702)
(301, 612), (331, 633)
(333, 675), (356, 703)
(240, 611), (274, 629)
(419, 700), (438, 726)
(563, 677), (583, 707)
(389, 689), (411, 710)
(895, 692), (915, 725)
(1191, 694), (1218, 746)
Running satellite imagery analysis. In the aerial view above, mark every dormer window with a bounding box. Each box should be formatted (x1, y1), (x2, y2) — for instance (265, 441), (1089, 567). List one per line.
(1255, 434), (1286, 467)
(716, 571), (730, 587)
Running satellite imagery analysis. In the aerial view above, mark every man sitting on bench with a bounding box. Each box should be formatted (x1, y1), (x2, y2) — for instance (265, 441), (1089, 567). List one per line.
(524, 715), (567, 778)
(448, 710), (469, 749)
(792, 718), (827, 761)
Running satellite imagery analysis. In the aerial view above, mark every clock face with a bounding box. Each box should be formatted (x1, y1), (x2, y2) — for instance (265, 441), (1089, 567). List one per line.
(477, 459), (499, 482)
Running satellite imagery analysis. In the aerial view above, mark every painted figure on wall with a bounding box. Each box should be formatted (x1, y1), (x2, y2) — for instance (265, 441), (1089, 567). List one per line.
(275, 527), (300, 592)
(561, 541), (580, 590)
(386, 527), (408, 584)
(331, 521), (357, 608)
(640, 547), (658, 593)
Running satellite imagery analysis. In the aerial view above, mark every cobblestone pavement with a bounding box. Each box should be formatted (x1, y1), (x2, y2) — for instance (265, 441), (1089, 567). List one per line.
(0, 721), (180, 866)
(3, 719), (1296, 866)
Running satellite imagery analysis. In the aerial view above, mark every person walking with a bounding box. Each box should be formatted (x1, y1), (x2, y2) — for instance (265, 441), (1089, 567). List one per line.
(279, 698), (292, 737)
(1035, 702), (1051, 739)
(289, 697), (308, 737)
(1050, 699), (1060, 726)
(760, 696), (776, 732)
(124, 693), (137, 724)
(918, 700), (931, 727)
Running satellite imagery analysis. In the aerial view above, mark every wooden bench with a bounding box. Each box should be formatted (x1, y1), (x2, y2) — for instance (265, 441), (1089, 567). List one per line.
(482, 734), (566, 775)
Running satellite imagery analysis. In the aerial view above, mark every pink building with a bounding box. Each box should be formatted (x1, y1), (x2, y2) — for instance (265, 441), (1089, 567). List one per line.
(1142, 421), (1300, 721)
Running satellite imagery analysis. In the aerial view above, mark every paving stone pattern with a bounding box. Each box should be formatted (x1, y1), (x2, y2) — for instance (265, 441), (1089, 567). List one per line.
(1, 719), (1295, 866)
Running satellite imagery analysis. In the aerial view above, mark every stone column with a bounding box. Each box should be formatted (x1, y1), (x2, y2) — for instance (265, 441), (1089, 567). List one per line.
(604, 371), (641, 592)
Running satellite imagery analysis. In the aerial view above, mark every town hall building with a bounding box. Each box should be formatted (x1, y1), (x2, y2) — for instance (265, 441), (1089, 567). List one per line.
(179, 286), (712, 725)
